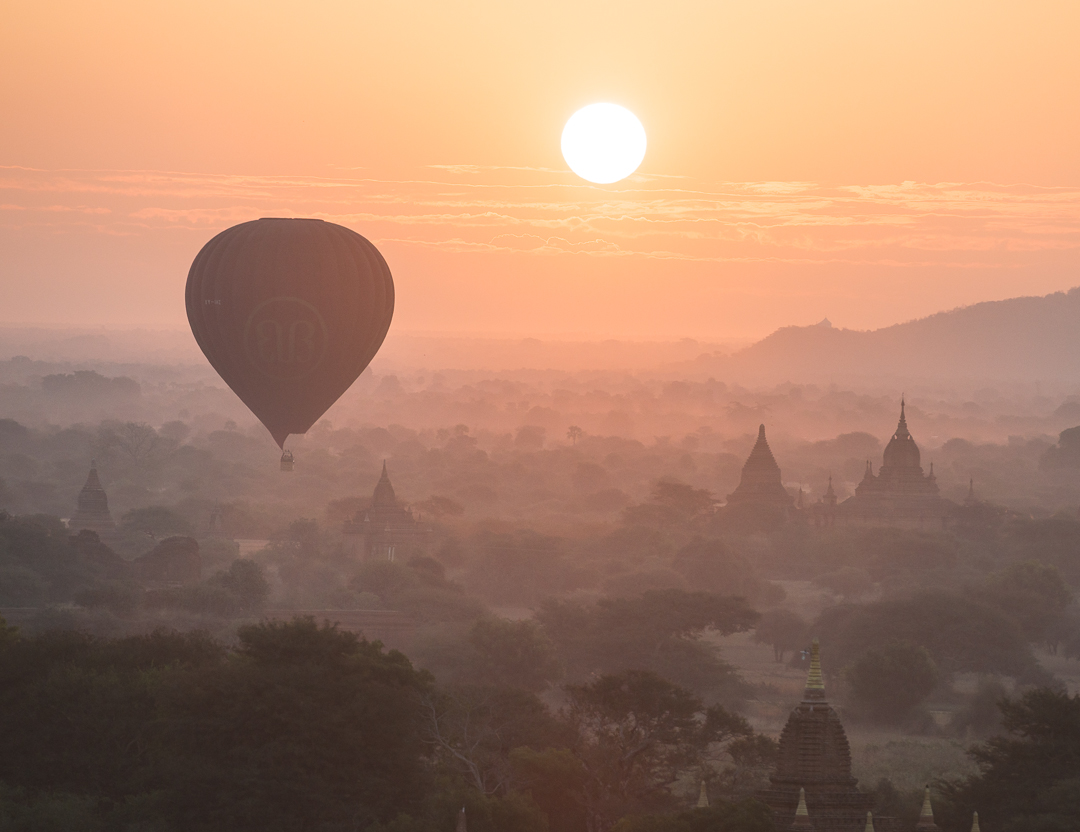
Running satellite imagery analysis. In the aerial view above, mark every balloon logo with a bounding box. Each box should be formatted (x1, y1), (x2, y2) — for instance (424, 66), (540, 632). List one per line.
(243, 297), (330, 380)
(186, 218), (394, 448)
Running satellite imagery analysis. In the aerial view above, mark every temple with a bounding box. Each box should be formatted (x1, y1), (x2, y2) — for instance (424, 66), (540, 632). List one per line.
(68, 461), (118, 540)
(839, 400), (953, 526)
(724, 424), (795, 526)
(343, 462), (428, 560)
(759, 640), (900, 831)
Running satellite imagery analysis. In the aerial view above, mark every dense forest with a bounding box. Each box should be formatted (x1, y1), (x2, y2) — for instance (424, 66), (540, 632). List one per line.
(4, 341), (1080, 830)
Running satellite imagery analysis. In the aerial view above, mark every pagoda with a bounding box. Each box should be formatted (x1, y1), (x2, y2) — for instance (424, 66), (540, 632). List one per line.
(840, 400), (952, 526)
(723, 424), (794, 529)
(69, 461), (117, 539)
(343, 462), (428, 560)
(759, 640), (899, 831)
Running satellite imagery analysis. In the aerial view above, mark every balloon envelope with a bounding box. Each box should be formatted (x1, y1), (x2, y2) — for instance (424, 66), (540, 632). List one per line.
(186, 218), (394, 447)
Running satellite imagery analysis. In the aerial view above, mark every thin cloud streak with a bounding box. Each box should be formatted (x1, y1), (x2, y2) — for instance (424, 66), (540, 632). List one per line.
(3, 166), (1080, 268)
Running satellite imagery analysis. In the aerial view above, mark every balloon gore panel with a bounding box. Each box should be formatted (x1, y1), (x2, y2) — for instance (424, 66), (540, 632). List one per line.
(186, 218), (394, 448)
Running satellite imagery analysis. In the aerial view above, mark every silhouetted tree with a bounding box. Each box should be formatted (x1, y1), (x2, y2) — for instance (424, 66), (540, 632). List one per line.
(752, 609), (808, 663)
(559, 670), (752, 832)
(940, 687), (1080, 832)
(537, 590), (758, 697)
(843, 641), (939, 724)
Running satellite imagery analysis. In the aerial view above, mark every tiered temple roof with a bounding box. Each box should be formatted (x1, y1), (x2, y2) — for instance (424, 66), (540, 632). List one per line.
(840, 400), (951, 526)
(69, 461), (116, 536)
(759, 640), (899, 831)
(343, 462), (428, 560)
(726, 424), (794, 508)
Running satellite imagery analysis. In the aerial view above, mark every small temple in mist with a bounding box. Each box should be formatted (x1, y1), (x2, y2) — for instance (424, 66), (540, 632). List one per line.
(725, 401), (956, 529)
(723, 424), (796, 527)
(343, 462), (428, 560)
(839, 400), (953, 527)
(69, 461), (119, 541)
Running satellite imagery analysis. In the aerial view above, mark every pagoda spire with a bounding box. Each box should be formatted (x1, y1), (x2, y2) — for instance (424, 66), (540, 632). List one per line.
(864, 811), (875, 832)
(697, 780), (709, 808)
(372, 460), (398, 507)
(970, 812), (980, 832)
(790, 787), (812, 829)
(895, 397), (911, 439)
(915, 785), (940, 830)
(455, 806), (467, 832)
(803, 638), (825, 701)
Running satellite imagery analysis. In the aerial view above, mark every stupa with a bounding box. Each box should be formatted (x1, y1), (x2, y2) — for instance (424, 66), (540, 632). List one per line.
(759, 640), (899, 831)
(69, 461), (117, 539)
(840, 400), (952, 526)
(343, 462), (428, 560)
(724, 425), (794, 528)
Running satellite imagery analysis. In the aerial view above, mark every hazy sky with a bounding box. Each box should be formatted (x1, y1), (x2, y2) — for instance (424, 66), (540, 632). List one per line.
(3, 1), (1080, 338)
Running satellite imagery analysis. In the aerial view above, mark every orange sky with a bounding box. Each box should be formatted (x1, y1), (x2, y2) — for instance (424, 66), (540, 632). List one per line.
(3, 1), (1080, 339)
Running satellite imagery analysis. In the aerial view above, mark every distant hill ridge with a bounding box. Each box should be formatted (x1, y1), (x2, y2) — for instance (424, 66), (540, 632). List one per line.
(722, 286), (1080, 382)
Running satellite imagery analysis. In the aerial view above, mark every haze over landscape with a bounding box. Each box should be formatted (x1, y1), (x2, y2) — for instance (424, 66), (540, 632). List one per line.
(5, 3), (1080, 832)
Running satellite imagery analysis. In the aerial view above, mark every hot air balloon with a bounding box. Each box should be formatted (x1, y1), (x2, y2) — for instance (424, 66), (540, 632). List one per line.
(186, 218), (394, 449)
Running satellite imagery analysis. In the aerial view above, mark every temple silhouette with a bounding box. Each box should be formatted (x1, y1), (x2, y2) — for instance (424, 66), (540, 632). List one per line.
(723, 424), (795, 527)
(759, 640), (907, 831)
(840, 399), (952, 526)
(343, 462), (428, 560)
(69, 461), (119, 541)
(725, 401), (956, 528)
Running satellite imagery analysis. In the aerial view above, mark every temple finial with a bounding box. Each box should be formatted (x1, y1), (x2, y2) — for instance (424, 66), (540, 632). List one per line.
(697, 780), (709, 808)
(804, 638), (825, 699)
(456, 806), (467, 832)
(864, 811), (875, 832)
(915, 785), (940, 830)
(970, 812), (980, 832)
(896, 396), (910, 436)
(791, 787), (812, 828)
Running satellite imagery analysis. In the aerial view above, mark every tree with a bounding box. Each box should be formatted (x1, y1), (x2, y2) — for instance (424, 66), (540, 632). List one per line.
(843, 641), (939, 724)
(422, 685), (562, 796)
(206, 558), (270, 611)
(120, 505), (193, 538)
(621, 481), (717, 529)
(979, 560), (1074, 648)
(537, 590), (759, 697)
(940, 687), (1080, 832)
(465, 618), (561, 692)
(751, 609), (808, 663)
(559, 670), (752, 832)
(672, 538), (777, 604)
(813, 590), (1038, 678)
(160, 618), (433, 831)
(97, 421), (167, 464)
(568, 426), (584, 446)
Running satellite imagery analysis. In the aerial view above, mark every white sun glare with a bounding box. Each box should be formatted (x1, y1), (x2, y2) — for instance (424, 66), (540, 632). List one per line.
(561, 103), (647, 184)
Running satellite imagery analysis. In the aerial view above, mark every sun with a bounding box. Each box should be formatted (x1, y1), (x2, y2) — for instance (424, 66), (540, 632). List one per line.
(561, 103), (647, 184)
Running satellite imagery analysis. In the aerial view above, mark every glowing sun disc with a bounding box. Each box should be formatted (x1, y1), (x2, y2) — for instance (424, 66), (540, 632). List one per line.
(561, 103), (647, 184)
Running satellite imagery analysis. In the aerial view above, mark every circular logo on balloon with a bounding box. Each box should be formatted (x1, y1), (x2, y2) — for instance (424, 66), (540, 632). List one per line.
(243, 296), (330, 380)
